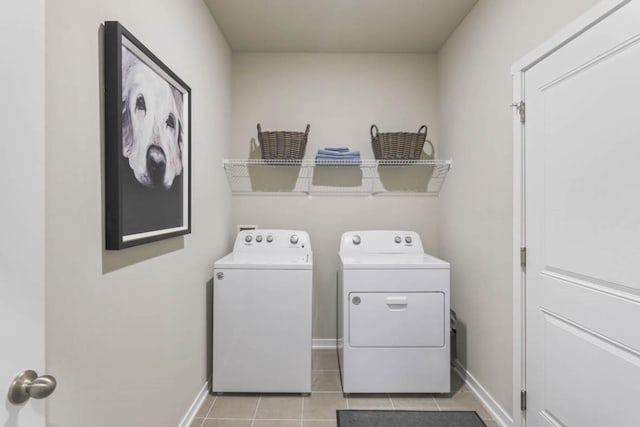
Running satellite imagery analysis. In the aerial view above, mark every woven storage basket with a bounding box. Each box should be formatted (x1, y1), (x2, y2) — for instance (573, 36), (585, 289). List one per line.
(370, 124), (427, 160)
(257, 123), (310, 160)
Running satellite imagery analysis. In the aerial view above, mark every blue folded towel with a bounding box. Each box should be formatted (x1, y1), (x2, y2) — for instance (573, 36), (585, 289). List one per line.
(315, 147), (361, 165)
(317, 149), (361, 157)
(316, 153), (360, 159)
(316, 153), (361, 165)
(316, 156), (361, 165)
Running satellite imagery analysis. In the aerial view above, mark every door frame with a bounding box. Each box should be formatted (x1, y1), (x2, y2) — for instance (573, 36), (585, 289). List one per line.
(1, 0), (46, 425)
(510, 1), (630, 426)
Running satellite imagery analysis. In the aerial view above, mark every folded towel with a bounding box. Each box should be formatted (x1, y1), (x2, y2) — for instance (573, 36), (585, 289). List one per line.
(323, 147), (350, 152)
(316, 156), (361, 165)
(316, 153), (360, 160)
(316, 154), (361, 165)
(317, 149), (361, 157)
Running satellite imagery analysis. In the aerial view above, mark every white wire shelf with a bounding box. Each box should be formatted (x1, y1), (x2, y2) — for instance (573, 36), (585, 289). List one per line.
(223, 158), (452, 196)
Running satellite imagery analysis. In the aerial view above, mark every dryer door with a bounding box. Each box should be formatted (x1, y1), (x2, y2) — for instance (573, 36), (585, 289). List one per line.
(348, 292), (444, 347)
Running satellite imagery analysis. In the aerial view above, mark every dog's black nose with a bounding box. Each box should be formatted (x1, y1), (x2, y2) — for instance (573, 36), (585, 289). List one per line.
(146, 146), (166, 185)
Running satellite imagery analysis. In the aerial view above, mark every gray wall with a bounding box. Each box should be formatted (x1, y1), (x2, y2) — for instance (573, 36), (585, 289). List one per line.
(231, 53), (440, 339)
(45, 0), (231, 425)
(437, 0), (599, 416)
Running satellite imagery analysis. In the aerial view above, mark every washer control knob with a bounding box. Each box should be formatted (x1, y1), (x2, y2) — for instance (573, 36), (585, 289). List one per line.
(245, 235), (253, 243)
(394, 236), (402, 244)
(352, 296), (361, 305)
(290, 234), (299, 244)
(405, 235), (412, 244)
(256, 235), (263, 243)
(352, 235), (361, 245)
(266, 235), (273, 243)
(216, 272), (224, 280)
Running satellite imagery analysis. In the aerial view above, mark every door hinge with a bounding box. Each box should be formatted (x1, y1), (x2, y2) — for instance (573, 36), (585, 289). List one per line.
(511, 101), (525, 124)
(520, 247), (527, 268)
(521, 389), (527, 411)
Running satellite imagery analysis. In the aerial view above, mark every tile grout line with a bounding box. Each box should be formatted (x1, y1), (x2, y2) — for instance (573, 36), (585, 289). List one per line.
(433, 396), (441, 411)
(388, 393), (395, 410)
(300, 393), (305, 427)
(250, 395), (261, 427)
(196, 411), (205, 427)
(199, 394), (217, 426)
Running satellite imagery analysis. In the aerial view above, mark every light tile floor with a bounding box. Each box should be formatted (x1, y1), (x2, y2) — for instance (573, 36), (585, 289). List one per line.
(191, 350), (499, 427)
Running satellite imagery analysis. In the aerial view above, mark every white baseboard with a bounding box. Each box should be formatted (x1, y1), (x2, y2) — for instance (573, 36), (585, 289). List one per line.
(312, 338), (337, 349)
(453, 359), (513, 427)
(177, 382), (209, 427)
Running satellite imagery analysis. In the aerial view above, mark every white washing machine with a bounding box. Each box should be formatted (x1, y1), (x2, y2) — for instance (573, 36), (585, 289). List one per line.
(212, 229), (312, 393)
(338, 230), (450, 394)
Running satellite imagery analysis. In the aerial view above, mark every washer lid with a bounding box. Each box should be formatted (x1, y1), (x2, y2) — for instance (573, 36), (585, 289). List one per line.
(214, 252), (313, 270)
(340, 253), (449, 270)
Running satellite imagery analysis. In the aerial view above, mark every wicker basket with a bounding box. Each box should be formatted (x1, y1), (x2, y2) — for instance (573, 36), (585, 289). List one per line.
(370, 124), (427, 160)
(257, 123), (310, 160)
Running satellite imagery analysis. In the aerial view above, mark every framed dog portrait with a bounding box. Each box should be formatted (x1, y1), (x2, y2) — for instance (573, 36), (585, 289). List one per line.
(104, 21), (191, 249)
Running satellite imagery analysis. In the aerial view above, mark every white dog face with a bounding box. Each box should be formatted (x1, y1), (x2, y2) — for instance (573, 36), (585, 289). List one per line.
(122, 48), (183, 190)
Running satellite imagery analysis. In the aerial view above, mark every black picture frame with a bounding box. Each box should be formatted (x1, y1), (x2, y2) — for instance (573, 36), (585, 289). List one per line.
(104, 21), (191, 250)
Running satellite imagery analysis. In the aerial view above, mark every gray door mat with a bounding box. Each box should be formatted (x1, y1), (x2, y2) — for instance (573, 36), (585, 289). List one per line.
(337, 410), (486, 427)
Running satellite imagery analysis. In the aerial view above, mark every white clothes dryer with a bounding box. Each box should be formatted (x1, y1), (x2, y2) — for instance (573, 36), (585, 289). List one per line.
(338, 230), (450, 394)
(212, 229), (312, 393)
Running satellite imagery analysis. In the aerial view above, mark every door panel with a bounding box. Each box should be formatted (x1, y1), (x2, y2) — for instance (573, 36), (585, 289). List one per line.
(525, 1), (640, 425)
(543, 43), (640, 288)
(543, 312), (640, 427)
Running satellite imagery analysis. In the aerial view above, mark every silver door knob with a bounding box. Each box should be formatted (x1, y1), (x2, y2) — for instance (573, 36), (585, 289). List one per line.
(8, 370), (56, 404)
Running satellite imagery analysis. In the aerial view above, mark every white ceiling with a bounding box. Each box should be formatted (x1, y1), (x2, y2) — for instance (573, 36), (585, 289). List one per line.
(204, 0), (478, 53)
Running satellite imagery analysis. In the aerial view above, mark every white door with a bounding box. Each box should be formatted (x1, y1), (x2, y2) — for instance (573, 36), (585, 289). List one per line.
(524, 1), (640, 425)
(0, 1), (48, 426)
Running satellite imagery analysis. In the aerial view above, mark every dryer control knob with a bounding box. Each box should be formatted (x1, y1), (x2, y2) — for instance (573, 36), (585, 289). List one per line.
(256, 235), (263, 243)
(290, 234), (299, 244)
(245, 235), (253, 243)
(405, 235), (412, 244)
(352, 235), (361, 245)
(266, 235), (273, 243)
(394, 236), (402, 244)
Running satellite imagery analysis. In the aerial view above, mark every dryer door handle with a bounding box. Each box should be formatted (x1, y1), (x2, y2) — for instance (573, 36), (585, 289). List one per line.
(386, 296), (408, 307)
